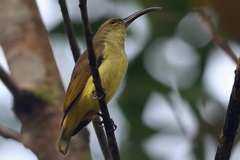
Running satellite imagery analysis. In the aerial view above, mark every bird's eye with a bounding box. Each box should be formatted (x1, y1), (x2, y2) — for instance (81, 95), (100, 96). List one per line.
(110, 20), (116, 24)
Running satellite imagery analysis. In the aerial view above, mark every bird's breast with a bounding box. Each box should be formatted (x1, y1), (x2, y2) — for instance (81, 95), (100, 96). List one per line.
(98, 44), (128, 102)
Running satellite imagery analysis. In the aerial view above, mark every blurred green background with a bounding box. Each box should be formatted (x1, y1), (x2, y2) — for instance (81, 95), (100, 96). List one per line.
(1, 0), (240, 159)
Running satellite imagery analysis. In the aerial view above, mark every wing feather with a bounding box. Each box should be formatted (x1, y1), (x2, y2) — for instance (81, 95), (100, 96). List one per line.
(62, 42), (105, 122)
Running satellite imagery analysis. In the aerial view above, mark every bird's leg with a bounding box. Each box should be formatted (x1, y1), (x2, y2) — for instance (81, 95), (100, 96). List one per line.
(92, 90), (97, 99)
(96, 112), (102, 117)
(99, 121), (104, 127)
(108, 118), (117, 132)
(92, 88), (106, 100)
(98, 119), (117, 131)
(95, 113), (117, 131)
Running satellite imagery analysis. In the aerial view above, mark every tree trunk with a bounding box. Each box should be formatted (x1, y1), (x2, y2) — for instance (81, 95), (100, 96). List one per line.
(0, 0), (91, 159)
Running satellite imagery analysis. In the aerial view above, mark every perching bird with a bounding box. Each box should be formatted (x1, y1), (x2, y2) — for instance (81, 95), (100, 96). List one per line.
(57, 7), (160, 155)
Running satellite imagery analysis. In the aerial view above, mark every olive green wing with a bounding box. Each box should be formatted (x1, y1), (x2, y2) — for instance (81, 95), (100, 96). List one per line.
(62, 44), (104, 120)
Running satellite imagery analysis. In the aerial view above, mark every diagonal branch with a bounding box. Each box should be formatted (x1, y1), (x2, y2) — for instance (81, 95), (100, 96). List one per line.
(79, 0), (120, 159)
(58, 0), (81, 62)
(93, 117), (112, 160)
(196, 9), (240, 160)
(0, 124), (22, 142)
(197, 9), (238, 64)
(214, 60), (240, 160)
(0, 65), (21, 99)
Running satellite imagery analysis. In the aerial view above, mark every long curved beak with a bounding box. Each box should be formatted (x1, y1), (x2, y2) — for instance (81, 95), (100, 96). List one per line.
(123, 7), (161, 26)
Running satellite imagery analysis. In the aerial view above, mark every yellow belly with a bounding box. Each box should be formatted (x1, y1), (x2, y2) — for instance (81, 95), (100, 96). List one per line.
(63, 46), (128, 134)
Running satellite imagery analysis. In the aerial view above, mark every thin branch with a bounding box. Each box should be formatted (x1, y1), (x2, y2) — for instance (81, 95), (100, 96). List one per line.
(79, 0), (120, 160)
(0, 65), (21, 98)
(0, 124), (22, 142)
(197, 9), (238, 64)
(58, 0), (81, 62)
(214, 61), (240, 160)
(93, 117), (112, 160)
(197, 9), (240, 160)
(195, 9), (240, 160)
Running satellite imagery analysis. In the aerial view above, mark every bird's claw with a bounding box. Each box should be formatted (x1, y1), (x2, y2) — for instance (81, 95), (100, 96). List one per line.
(107, 118), (117, 132)
(98, 118), (117, 131)
(99, 121), (104, 127)
(110, 118), (117, 131)
(92, 88), (106, 100)
(96, 112), (102, 117)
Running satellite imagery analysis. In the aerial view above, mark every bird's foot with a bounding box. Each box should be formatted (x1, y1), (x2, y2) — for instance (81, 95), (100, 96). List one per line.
(92, 90), (97, 99)
(97, 118), (117, 131)
(107, 118), (117, 132)
(92, 88), (106, 100)
(98, 121), (104, 127)
(96, 112), (102, 117)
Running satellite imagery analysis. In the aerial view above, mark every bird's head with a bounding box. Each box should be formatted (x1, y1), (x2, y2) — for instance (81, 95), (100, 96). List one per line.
(94, 7), (161, 44)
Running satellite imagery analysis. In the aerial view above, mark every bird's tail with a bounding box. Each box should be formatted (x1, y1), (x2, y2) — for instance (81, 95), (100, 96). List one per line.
(56, 129), (72, 155)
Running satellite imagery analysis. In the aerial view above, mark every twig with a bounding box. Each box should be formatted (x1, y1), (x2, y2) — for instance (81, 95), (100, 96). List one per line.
(197, 9), (238, 64)
(79, 0), (120, 160)
(197, 9), (240, 160)
(0, 65), (21, 98)
(196, 9), (240, 160)
(93, 117), (112, 160)
(0, 124), (22, 142)
(214, 61), (240, 160)
(58, 0), (81, 62)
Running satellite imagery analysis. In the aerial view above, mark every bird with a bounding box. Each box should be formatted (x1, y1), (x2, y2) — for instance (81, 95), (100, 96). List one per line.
(57, 7), (160, 155)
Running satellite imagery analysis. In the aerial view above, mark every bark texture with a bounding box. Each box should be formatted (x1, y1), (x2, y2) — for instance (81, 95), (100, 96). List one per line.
(0, 0), (91, 159)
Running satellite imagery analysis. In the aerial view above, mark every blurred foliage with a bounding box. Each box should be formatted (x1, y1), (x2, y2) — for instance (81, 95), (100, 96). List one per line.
(50, 0), (240, 159)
